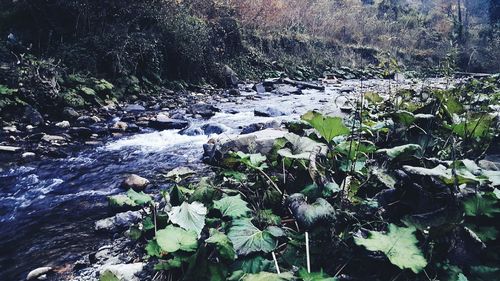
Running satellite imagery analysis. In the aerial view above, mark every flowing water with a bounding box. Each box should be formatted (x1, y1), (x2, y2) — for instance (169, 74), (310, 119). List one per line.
(0, 79), (445, 280)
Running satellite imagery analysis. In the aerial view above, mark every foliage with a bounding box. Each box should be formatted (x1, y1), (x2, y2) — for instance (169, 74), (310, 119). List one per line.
(167, 201), (207, 237)
(104, 70), (499, 281)
(227, 219), (278, 256)
(354, 224), (428, 273)
(156, 225), (198, 253)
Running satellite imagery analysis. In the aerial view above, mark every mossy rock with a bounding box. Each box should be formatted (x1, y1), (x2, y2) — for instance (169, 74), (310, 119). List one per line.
(66, 74), (87, 86)
(93, 79), (114, 93)
(61, 90), (86, 108)
(78, 86), (97, 96)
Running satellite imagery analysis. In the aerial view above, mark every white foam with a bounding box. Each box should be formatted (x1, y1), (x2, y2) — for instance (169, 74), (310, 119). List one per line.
(104, 129), (210, 152)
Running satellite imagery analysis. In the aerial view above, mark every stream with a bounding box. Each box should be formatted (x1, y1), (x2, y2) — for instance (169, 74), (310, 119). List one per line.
(0, 78), (448, 280)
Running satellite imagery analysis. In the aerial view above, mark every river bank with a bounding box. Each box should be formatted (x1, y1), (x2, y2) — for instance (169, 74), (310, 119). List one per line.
(1, 75), (498, 281)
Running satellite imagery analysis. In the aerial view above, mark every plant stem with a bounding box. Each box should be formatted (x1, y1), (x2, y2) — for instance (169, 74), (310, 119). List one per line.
(272, 251), (281, 274)
(305, 231), (311, 273)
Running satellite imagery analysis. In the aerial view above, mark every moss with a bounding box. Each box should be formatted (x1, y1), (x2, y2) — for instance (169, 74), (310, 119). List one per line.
(93, 79), (114, 93)
(78, 86), (96, 96)
(61, 90), (86, 108)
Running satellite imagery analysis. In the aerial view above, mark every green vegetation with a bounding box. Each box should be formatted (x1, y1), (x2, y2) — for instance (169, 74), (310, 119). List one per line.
(107, 76), (500, 280)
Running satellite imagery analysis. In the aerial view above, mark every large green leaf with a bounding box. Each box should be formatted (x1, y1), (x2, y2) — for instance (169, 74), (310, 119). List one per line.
(214, 195), (251, 219)
(277, 133), (327, 160)
(156, 225), (198, 253)
(299, 268), (337, 281)
(127, 189), (152, 205)
(234, 256), (274, 274)
(451, 115), (493, 139)
(168, 201), (207, 236)
(301, 198), (335, 227)
(354, 224), (428, 273)
(335, 140), (376, 160)
(235, 151), (268, 170)
(108, 194), (137, 208)
(392, 110), (416, 126)
(100, 270), (119, 281)
(463, 195), (500, 218)
(206, 228), (236, 261)
(301, 111), (350, 142)
(145, 239), (163, 257)
(377, 144), (422, 160)
(242, 272), (294, 281)
(227, 219), (277, 256)
(364, 92), (383, 103)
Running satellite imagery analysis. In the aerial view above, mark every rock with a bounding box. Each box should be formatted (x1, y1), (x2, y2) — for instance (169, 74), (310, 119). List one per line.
(121, 174), (149, 190)
(0, 145), (21, 153)
(241, 120), (280, 134)
(126, 123), (140, 133)
(3, 125), (18, 133)
(76, 115), (100, 125)
(204, 129), (287, 164)
(124, 104), (146, 112)
(226, 89), (241, 96)
(479, 159), (500, 171)
(111, 121), (128, 132)
(89, 125), (109, 136)
(63, 107), (80, 119)
(149, 115), (189, 130)
(338, 85), (355, 92)
(254, 106), (286, 117)
(189, 103), (220, 118)
(202, 123), (229, 135)
(100, 263), (144, 281)
(23, 106), (44, 126)
(55, 121), (70, 129)
(223, 65), (239, 88)
(41, 134), (66, 142)
(340, 106), (354, 113)
(26, 266), (53, 280)
(180, 126), (204, 136)
(22, 152), (36, 160)
(95, 211), (142, 232)
(68, 127), (93, 139)
(254, 83), (266, 94)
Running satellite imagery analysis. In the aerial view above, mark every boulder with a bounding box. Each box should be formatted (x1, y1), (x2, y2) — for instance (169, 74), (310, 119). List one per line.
(63, 107), (80, 119)
(226, 89), (240, 96)
(76, 115), (100, 125)
(223, 65), (239, 88)
(189, 103), (220, 118)
(68, 127), (93, 139)
(95, 211), (142, 232)
(201, 123), (230, 135)
(22, 152), (36, 161)
(241, 120), (280, 134)
(111, 121), (128, 132)
(254, 83), (266, 94)
(100, 263), (144, 281)
(149, 116), (189, 130)
(41, 134), (66, 142)
(121, 174), (149, 190)
(23, 106), (44, 126)
(26, 267), (53, 280)
(203, 129), (287, 164)
(124, 104), (146, 112)
(180, 126), (204, 136)
(254, 106), (286, 117)
(55, 120), (70, 129)
(3, 125), (18, 133)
